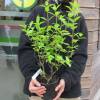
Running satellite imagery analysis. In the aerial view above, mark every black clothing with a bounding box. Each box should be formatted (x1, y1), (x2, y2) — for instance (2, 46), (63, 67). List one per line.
(18, 5), (88, 98)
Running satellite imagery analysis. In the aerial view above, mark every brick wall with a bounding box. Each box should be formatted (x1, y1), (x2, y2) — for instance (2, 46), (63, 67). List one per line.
(78, 0), (100, 99)
(98, 0), (100, 49)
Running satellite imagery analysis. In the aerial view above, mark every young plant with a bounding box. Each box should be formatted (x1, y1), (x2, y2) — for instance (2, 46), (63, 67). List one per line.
(21, 0), (84, 83)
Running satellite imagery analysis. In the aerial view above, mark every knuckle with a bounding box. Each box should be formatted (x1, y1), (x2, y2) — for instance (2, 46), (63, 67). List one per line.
(29, 88), (32, 92)
(29, 87), (35, 93)
(29, 88), (33, 92)
(29, 86), (31, 91)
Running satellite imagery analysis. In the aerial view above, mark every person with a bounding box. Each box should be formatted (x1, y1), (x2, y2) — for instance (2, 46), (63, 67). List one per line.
(18, 0), (88, 100)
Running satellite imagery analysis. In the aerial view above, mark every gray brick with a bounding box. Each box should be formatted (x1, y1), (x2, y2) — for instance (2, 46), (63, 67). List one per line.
(88, 42), (98, 55)
(86, 19), (99, 31)
(78, 0), (96, 8)
(86, 54), (93, 66)
(81, 77), (92, 89)
(81, 8), (99, 20)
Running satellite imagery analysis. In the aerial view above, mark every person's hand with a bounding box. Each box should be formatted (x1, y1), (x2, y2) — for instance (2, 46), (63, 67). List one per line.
(53, 79), (65, 100)
(29, 79), (46, 97)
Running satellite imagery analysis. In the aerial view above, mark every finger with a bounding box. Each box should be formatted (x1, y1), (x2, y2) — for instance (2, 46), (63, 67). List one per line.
(55, 79), (65, 92)
(35, 89), (46, 97)
(30, 86), (46, 92)
(53, 89), (64, 100)
(36, 93), (43, 97)
(38, 88), (46, 93)
(33, 79), (41, 87)
(30, 87), (46, 93)
(38, 90), (46, 95)
(55, 84), (61, 92)
(30, 80), (46, 91)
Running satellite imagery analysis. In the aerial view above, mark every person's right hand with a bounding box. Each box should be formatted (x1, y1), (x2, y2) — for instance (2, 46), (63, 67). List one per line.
(29, 79), (46, 97)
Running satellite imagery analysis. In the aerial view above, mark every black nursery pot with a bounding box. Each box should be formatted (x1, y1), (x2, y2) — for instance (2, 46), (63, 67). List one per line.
(41, 79), (59, 100)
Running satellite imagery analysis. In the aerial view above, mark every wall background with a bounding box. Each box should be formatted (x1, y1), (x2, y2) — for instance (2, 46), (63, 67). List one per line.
(78, 0), (100, 99)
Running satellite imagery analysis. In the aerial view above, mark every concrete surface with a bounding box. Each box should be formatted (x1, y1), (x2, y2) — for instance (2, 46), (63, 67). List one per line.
(0, 47), (28, 100)
(91, 50), (100, 100)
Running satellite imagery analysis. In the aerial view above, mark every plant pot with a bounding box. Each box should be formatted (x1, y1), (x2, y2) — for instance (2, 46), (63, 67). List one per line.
(41, 79), (59, 100)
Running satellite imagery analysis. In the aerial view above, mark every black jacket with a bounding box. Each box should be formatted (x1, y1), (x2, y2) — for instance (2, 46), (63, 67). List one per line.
(18, 4), (88, 98)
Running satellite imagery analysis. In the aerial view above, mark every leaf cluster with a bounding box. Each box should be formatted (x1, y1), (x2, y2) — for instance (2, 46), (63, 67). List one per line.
(22, 0), (84, 82)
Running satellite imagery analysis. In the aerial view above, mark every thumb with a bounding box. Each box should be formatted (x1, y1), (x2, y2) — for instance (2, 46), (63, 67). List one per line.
(33, 79), (41, 87)
(55, 79), (65, 91)
(55, 84), (61, 91)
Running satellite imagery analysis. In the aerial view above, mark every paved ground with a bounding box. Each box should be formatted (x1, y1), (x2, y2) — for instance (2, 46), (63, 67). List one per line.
(0, 47), (28, 100)
(91, 50), (100, 100)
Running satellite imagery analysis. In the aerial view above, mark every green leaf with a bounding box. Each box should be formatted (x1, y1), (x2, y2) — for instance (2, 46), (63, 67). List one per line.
(52, 5), (58, 11)
(68, 13), (74, 18)
(53, 35), (64, 44)
(36, 15), (40, 23)
(47, 54), (54, 63)
(74, 16), (80, 22)
(55, 11), (60, 16)
(35, 15), (41, 30)
(65, 57), (71, 67)
(38, 42), (44, 49)
(79, 32), (84, 37)
(66, 6), (72, 11)
(45, 0), (49, 6)
(45, 6), (50, 12)
(72, 39), (78, 43)
(55, 54), (63, 62)
(54, 23), (60, 29)
(47, 25), (52, 31)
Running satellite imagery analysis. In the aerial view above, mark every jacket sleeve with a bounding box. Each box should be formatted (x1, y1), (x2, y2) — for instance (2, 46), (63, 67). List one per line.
(61, 14), (88, 92)
(17, 7), (40, 93)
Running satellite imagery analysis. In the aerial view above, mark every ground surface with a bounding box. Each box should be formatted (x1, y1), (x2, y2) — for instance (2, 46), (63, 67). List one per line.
(91, 50), (100, 100)
(0, 47), (27, 100)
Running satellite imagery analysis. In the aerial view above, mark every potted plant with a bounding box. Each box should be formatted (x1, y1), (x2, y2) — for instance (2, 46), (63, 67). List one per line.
(21, 0), (84, 100)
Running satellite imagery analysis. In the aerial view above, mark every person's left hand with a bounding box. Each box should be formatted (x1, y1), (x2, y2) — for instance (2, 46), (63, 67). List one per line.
(53, 79), (65, 100)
